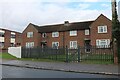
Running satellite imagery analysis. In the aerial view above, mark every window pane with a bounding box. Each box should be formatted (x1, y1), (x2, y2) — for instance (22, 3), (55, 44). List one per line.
(27, 32), (33, 38)
(85, 30), (89, 35)
(98, 26), (107, 33)
(70, 31), (77, 36)
(52, 32), (59, 37)
(0, 32), (4, 37)
(70, 41), (77, 49)
(52, 42), (59, 48)
(96, 39), (110, 48)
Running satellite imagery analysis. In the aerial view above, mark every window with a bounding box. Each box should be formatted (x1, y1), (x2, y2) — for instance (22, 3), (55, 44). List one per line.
(98, 25), (107, 33)
(0, 30), (5, 37)
(27, 32), (33, 38)
(70, 30), (77, 36)
(96, 39), (110, 48)
(42, 33), (47, 38)
(52, 42), (59, 49)
(85, 29), (89, 35)
(11, 43), (15, 47)
(52, 32), (59, 37)
(70, 41), (77, 49)
(0, 32), (4, 37)
(11, 32), (16, 38)
(11, 34), (16, 38)
(26, 42), (34, 48)
(17, 43), (20, 46)
(0, 42), (4, 48)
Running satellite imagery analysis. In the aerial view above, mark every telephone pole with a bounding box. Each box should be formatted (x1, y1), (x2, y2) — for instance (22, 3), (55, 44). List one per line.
(111, 0), (120, 64)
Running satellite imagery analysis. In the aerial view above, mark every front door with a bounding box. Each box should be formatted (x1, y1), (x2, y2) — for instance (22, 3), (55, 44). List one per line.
(41, 42), (47, 48)
(85, 40), (91, 53)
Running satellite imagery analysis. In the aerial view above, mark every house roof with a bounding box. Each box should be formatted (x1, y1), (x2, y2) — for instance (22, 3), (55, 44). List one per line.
(0, 28), (22, 34)
(30, 21), (94, 33)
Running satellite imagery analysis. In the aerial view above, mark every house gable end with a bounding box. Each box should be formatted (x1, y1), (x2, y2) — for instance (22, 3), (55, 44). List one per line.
(22, 23), (39, 34)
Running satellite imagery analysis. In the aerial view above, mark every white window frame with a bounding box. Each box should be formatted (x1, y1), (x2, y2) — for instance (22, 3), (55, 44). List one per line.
(52, 32), (59, 37)
(85, 29), (89, 35)
(98, 25), (107, 33)
(11, 32), (16, 38)
(70, 41), (77, 49)
(42, 33), (47, 38)
(96, 39), (110, 48)
(52, 42), (59, 49)
(26, 42), (34, 48)
(70, 30), (77, 36)
(0, 42), (4, 48)
(27, 32), (33, 38)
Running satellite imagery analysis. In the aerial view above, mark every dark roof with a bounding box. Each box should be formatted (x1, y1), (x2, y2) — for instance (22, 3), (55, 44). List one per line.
(0, 28), (22, 34)
(31, 21), (94, 33)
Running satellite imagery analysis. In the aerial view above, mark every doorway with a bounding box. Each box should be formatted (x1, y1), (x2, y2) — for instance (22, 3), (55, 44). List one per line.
(84, 40), (91, 53)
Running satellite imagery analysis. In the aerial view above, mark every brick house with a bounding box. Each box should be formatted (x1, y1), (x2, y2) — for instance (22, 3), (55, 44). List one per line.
(22, 14), (112, 50)
(0, 28), (22, 52)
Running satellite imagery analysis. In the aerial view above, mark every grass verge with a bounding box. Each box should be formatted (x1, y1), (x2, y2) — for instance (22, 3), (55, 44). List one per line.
(0, 53), (114, 64)
(0, 53), (18, 60)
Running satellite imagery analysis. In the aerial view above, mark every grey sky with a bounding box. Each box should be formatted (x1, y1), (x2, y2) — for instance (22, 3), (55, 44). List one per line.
(0, 0), (119, 32)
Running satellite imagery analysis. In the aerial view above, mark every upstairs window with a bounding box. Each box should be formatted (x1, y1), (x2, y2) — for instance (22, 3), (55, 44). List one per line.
(27, 32), (33, 38)
(98, 25), (107, 33)
(0, 30), (5, 37)
(70, 30), (77, 36)
(42, 33), (47, 38)
(85, 29), (89, 35)
(0, 32), (4, 37)
(11, 32), (16, 38)
(52, 32), (59, 37)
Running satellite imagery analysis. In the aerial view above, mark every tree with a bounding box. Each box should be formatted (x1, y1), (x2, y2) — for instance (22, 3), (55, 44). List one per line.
(112, 0), (120, 63)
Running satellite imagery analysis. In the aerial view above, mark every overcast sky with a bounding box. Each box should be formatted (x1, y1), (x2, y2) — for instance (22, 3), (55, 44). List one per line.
(0, 0), (120, 32)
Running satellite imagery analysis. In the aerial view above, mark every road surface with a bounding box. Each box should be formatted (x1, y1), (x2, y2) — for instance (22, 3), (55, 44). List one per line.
(2, 65), (118, 78)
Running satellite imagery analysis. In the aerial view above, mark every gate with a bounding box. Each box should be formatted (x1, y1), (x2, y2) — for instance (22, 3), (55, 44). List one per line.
(67, 49), (79, 62)
(22, 46), (114, 64)
(80, 46), (114, 64)
(66, 46), (114, 64)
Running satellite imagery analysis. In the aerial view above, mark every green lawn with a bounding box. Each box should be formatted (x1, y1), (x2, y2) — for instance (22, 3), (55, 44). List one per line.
(0, 53), (18, 60)
(0, 53), (61, 62)
(0, 53), (114, 64)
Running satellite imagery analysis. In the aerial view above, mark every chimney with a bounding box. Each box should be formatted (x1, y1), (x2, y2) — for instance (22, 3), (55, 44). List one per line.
(64, 21), (69, 27)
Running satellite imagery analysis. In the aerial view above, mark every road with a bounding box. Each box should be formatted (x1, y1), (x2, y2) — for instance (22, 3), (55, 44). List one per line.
(1, 65), (118, 78)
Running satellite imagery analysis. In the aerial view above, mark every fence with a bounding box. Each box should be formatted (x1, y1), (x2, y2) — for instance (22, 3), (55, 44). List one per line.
(22, 47), (66, 62)
(21, 46), (114, 63)
(8, 46), (21, 58)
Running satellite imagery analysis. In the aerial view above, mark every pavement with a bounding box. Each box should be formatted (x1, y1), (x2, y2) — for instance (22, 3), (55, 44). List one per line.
(1, 59), (120, 76)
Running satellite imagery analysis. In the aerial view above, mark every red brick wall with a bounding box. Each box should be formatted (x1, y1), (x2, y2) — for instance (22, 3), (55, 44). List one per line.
(22, 15), (112, 48)
(22, 24), (41, 47)
(40, 30), (90, 48)
(90, 15), (112, 46)
(0, 29), (22, 53)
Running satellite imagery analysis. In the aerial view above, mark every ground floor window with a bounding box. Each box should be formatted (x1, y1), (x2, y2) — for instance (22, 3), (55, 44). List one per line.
(10, 43), (15, 47)
(70, 41), (77, 49)
(52, 42), (59, 49)
(0, 42), (4, 48)
(96, 39), (110, 48)
(26, 42), (34, 48)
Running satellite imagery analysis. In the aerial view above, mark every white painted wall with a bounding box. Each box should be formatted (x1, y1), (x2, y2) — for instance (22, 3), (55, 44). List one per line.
(8, 46), (21, 58)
